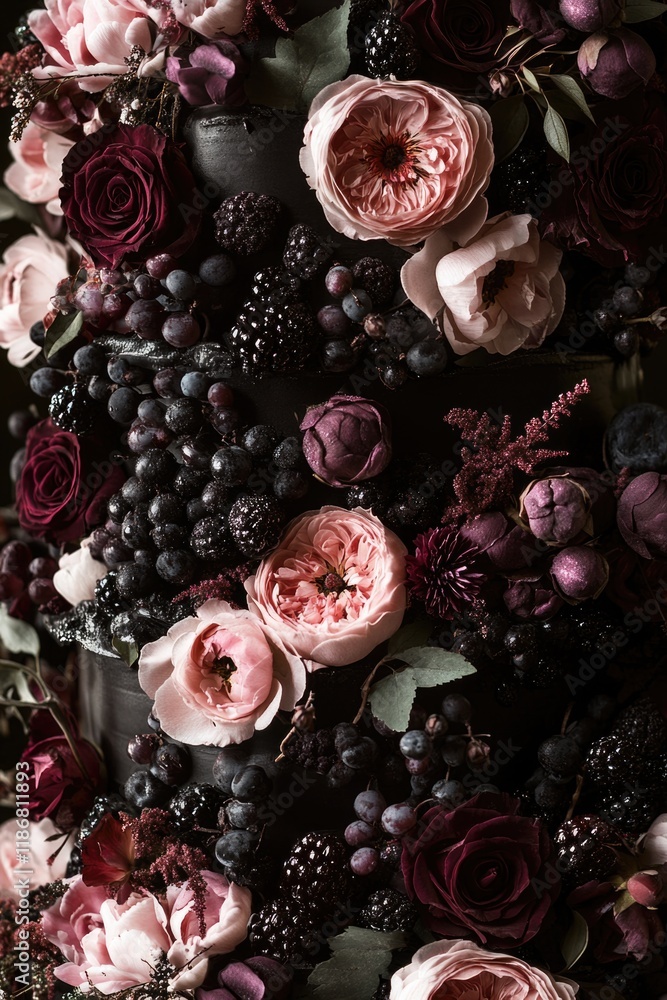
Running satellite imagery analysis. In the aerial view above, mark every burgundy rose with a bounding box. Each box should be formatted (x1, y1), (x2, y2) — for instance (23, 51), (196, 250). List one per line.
(165, 40), (248, 108)
(60, 124), (201, 268)
(617, 472), (667, 560)
(300, 395), (392, 488)
(401, 792), (559, 946)
(578, 29), (656, 101)
(504, 576), (564, 619)
(569, 880), (664, 963)
(16, 420), (125, 545)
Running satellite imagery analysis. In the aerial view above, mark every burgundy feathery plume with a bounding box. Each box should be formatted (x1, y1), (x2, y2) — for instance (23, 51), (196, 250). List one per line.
(243, 0), (290, 36)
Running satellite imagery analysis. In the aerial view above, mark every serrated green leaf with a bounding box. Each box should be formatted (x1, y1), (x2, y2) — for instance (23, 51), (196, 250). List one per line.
(387, 618), (433, 656)
(543, 104), (570, 160)
(112, 635), (138, 667)
(45, 310), (84, 360)
(623, 0), (666, 19)
(489, 95), (530, 163)
(0, 604), (40, 658)
(550, 75), (595, 122)
(522, 67), (541, 92)
(398, 646), (477, 678)
(561, 909), (589, 970)
(369, 648), (475, 732)
(308, 927), (406, 1000)
(245, 0), (351, 112)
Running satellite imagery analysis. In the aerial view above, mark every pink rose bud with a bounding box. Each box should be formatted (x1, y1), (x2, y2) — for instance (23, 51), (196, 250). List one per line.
(551, 546), (609, 602)
(521, 477), (590, 545)
(577, 29), (656, 100)
(627, 869), (666, 909)
(617, 472), (667, 560)
(300, 394), (392, 488)
(559, 0), (621, 32)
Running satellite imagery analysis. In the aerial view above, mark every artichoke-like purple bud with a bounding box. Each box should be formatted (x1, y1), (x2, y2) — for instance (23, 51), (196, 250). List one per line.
(166, 41), (248, 108)
(197, 957), (292, 1000)
(559, 0), (621, 31)
(459, 512), (539, 573)
(521, 476), (591, 545)
(551, 545), (609, 601)
(300, 394), (392, 488)
(577, 29), (656, 100)
(627, 869), (667, 909)
(617, 472), (667, 559)
(503, 577), (564, 619)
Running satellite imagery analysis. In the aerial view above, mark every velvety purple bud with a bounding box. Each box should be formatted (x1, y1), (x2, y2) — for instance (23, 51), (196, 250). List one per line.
(504, 577), (564, 619)
(617, 472), (667, 559)
(551, 546), (609, 601)
(460, 512), (539, 573)
(196, 957), (291, 1000)
(300, 394), (392, 488)
(512, 0), (566, 43)
(522, 477), (589, 544)
(559, 0), (621, 31)
(578, 29), (656, 100)
(166, 41), (248, 108)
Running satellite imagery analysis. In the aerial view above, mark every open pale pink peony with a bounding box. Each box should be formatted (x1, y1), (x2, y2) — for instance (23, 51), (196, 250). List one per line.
(0, 818), (74, 900)
(246, 506), (407, 668)
(4, 122), (73, 215)
(53, 535), (107, 606)
(171, 0), (247, 37)
(138, 600), (306, 746)
(300, 75), (493, 248)
(402, 212), (565, 355)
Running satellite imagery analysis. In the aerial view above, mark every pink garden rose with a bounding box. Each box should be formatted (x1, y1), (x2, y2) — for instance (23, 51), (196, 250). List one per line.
(0, 817), (74, 900)
(246, 507), (407, 668)
(300, 75), (493, 248)
(138, 600), (306, 746)
(171, 0), (247, 37)
(53, 535), (107, 606)
(389, 939), (577, 1000)
(402, 212), (565, 355)
(0, 233), (70, 367)
(43, 872), (251, 994)
(5, 122), (73, 214)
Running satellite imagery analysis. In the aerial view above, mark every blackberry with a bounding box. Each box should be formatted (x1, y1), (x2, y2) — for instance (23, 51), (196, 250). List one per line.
(190, 516), (235, 561)
(94, 571), (125, 616)
(250, 266), (301, 306)
(214, 191), (282, 255)
(359, 888), (418, 933)
(281, 833), (350, 912)
(283, 224), (332, 279)
(346, 482), (390, 516)
(599, 790), (661, 836)
(77, 793), (130, 846)
(352, 257), (397, 308)
(365, 11), (419, 79)
(585, 736), (644, 794)
(231, 300), (316, 373)
(250, 898), (324, 966)
(614, 697), (667, 755)
(554, 815), (620, 884)
(48, 382), (96, 435)
(229, 495), (284, 557)
(169, 782), (225, 830)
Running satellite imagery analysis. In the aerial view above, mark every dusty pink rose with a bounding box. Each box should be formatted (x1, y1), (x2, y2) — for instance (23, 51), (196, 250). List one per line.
(246, 506), (407, 668)
(0, 817), (74, 900)
(402, 212), (565, 355)
(0, 233), (70, 367)
(28, 0), (171, 93)
(389, 939), (577, 1000)
(171, 0), (246, 37)
(138, 599), (306, 746)
(5, 122), (73, 215)
(300, 75), (493, 248)
(53, 535), (107, 606)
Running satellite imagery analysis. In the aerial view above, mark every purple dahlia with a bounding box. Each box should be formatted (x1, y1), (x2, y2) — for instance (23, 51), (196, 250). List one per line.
(406, 526), (486, 619)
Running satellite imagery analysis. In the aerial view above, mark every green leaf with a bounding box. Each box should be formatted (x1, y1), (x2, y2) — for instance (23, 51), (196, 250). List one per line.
(543, 89), (591, 125)
(387, 618), (433, 656)
(308, 927), (406, 1000)
(112, 635), (138, 668)
(550, 75), (595, 122)
(489, 95), (530, 163)
(245, 0), (351, 112)
(522, 67), (541, 92)
(0, 604), (40, 659)
(623, 0), (666, 19)
(45, 310), (84, 360)
(543, 104), (570, 160)
(369, 647), (476, 733)
(561, 910), (589, 970)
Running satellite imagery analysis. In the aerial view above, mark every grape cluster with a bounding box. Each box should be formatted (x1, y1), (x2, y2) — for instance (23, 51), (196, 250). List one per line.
(212, 759), (274, 884)
(589, 261), (659, 360)
(0, 539), (64, 616)
(123, 726), (193, 810)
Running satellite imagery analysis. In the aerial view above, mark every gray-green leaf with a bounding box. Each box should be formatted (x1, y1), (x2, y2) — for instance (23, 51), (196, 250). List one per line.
(522, 67), (541, 92)
(368, 647), (476, 732)
(489, 96), (530, 163)
(0, 604), (40, 658)
(623, 0), (666, 20)
(543, 104), (570, 160)
(561, 909), (589, 970)
(308, 927), (406, 1000)
(387, 618), (433, 656)
(550, 75), (595, 122)
(45, 310), (84, 360)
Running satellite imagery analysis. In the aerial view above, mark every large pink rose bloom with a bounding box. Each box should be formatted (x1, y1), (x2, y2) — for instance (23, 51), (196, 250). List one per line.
(0, 818), (74, 900)
(28, 0), (170, 92)
(300, 75), (493, 248)
(402, 212), (565, 356)
(390, 940), (578, 1000)
(246, 507), (407, 668)
(0, 233), (70, 367)
(171, 0), (246, 37)
(5, 122), (73, 215)
(138, 599), (306, 746)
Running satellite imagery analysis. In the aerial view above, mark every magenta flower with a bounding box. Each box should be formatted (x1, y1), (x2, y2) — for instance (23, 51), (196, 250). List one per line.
(407, 526), (486, 620)
(166, 40), (248, 108)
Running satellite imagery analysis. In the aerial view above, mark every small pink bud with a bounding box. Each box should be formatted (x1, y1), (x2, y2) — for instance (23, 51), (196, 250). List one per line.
(627, 869), (666, 908)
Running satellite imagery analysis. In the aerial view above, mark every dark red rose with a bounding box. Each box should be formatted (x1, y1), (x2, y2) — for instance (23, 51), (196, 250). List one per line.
(401, 792), (559, 946)
(60, 123), (201, 268)
(568, 880), (664, 963)
(541, 96), (667, 266)
(16, 420), (125, 545)
(401, 0), (510, 87)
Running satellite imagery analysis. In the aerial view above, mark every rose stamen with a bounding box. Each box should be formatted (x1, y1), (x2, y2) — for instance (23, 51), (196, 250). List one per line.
(314, 564), (355, 597)
(210, 655), (237, 688)
(482, 259), (516, 304)
(362, 129), (426, 187)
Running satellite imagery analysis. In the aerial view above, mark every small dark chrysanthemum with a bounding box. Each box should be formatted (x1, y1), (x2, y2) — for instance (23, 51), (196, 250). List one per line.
(406, 526), (486, 619)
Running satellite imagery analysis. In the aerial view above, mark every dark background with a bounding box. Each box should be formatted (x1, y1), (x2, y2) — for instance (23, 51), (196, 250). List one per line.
(0, 0), (664, 506)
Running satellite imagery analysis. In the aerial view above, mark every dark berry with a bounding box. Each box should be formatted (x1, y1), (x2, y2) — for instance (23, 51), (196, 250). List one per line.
(49, 383), (95, 435)
(124, 769), (171, 809)
(150, 743), (192, 786)
(283, 224), (332, 279)
(214, 191), (281, 255)
(170, 783), (225, 830)
(365, 10), (419, 78)
(228, 495), (284, 557)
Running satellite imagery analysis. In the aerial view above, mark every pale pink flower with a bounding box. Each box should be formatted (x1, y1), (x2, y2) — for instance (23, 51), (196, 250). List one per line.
(389, 939), (578, 1000)
(4, 122), (73, 215)
(300, 75), (493, 248)
(0, 818), (74, 900)
(138, 600), (306, 746)
(0, 233), (70, 367)
(53, 535), (107, 606)
(246, 506), (407, 668)
(641, 813), (667, 867)
(402, 212), (565, 356)
(171, 0), (246, 37)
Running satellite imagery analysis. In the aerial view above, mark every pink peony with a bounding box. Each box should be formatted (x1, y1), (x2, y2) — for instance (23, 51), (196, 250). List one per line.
(641, 813), (667, 867)
(389, 939), (577, 1000)
(246, 507), (407, 668)
(402, 212), (565, 355)
(28, 0), (171, 93)
(0, 817), (74, 900)
(4, 122), (74, 214)
(300, 75), (493, 249)
(53, 535), (107, 606)
(0, 233), (70, 367)
(138, 600), (306, 746)
(171, 0), (247, 37)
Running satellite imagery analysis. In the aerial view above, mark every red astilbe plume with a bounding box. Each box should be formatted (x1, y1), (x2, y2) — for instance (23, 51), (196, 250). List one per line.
(0, 44), (41, 106)
(443, 380), (590, 522)
(174, 564), (254, 609)
(243, 0), (291, 37)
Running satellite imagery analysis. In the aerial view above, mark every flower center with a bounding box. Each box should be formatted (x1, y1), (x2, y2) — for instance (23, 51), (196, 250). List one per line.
(363, 129), (425, 186)
(314, 566), (355, 597)
(482, 259), (516, 304)
(210, 655), (237, 688)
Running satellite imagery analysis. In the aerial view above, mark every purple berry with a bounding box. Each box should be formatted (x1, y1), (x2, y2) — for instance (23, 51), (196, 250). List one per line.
(345, 820), (375, 846)
(317, 304), (350, 338)
(162, 313), (201, 348)
(350, 847), (379, 875)
(381, 803), (417, 836)
(127, 733), (162, 765)
(325, 265), (354, 299)
(353, 790), (387, 824)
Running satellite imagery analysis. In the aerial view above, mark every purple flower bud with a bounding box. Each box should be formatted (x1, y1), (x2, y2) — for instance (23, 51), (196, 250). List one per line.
(197, 957), (292, 1000)
(460, 512), (539, 573)
(577, 29), (656, 100)
(504, 577), (564, 619)
(300, 395), (392, 488)
(617, 472), (667, 559)
(559, 0), (621, 31)
(521, 476), (590, 544)
(166, 41), (248, 109)
(512, 0), (566, 43)
(551, 546), (609, 602)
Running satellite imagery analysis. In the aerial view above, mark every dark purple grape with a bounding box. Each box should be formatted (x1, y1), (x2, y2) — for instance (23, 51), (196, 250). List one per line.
(126, 298), (164, 339)
(162, 313), (201, 348)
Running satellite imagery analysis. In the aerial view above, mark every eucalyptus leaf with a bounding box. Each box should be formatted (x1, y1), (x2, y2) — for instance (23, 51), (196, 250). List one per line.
(387, 618), (433, 656)
(45, 310), (84, 360)
(550, 75), (595, 122)
(543, 104), (570, 160)
(623, 0), (667, 19)
(561, 910), (589, 970)
(489, 96), (530, 162)
(308, 927), (406, 1000)
(0, 604), (40, 658)
(544, 89), (591, 125)
(246, 0), (351, 112)
(368, 647), (476, 732)
(522, 67), (541, 92)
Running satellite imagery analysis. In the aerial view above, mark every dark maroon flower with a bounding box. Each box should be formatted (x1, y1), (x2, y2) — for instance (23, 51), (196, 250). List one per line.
(617, 472), (667, 560)
(60, 124), (201, 268)
(459, 512), (540, 573)
(550, 545), (609, 601)
(559, 0), (621, 31)
(578, 29), (656, 100)
(511, 0), (565, 44)
(81, 813), (135, 898)
(166, 40), (248, 108)
(401, 792), (559, 946)
(504, 576), (564, 619)
(300, 395), (392, 488)
(407, 526), (486, 619)
(31, 82), (97, 139)
(568, 880), (664, 962)
(16, 420), (125, 545)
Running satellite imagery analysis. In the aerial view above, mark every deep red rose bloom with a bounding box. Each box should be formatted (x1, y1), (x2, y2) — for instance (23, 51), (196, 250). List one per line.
(60, 123), (201, 268)
(568, 880), (665, 963)
(16, 420), (125, 545)
(401, 792), (559, 946)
